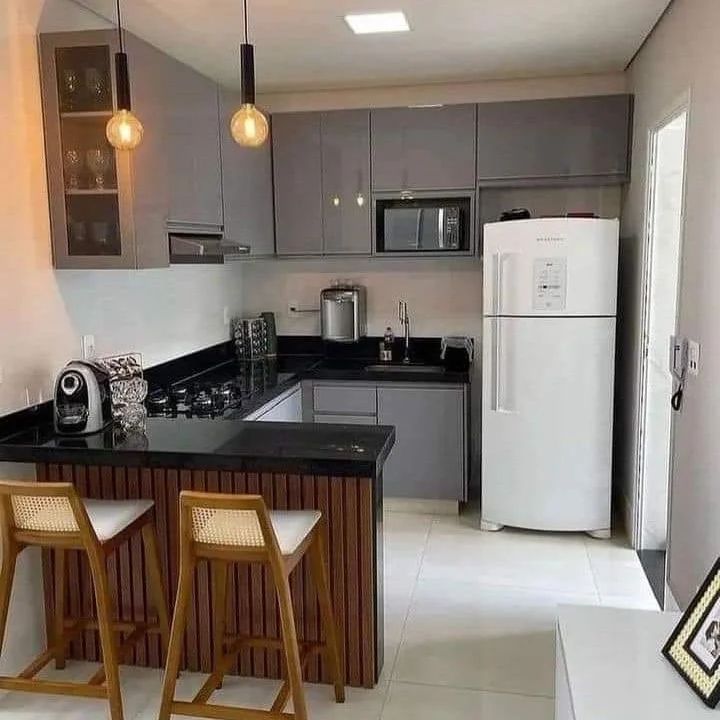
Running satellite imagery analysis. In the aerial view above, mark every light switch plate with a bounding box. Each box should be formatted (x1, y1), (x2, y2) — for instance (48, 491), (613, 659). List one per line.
(81, 334), (96, 360)
(688, 340), (700, 376)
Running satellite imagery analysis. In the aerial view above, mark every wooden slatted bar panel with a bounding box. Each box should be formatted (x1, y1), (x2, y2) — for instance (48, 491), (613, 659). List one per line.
(36, 463), (381, 688)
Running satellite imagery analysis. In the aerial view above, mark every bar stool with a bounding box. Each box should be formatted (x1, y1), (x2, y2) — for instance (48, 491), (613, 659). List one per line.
(0, 480), (170, 720)
(158, 491), (345, 720)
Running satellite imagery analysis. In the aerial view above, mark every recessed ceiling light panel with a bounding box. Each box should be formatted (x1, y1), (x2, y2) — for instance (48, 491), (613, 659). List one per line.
(344, 11), (410, 35)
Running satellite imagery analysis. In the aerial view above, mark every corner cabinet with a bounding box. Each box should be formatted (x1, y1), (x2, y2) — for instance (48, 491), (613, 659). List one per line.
(219, 90), (275, 256)
(371, 105), (477, 191)
(476, 95), (633, 186)
(39, 30), (224, 269)
(40, 31), (140, 269)
(273, 110), (371, 256)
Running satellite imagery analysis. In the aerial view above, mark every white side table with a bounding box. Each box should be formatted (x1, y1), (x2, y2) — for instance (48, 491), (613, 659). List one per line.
(556, 605), (717, 719)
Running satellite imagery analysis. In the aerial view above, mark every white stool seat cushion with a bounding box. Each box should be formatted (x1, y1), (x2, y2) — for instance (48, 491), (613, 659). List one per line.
(83, 498), (154, 542)
(269, 510), (321, 555)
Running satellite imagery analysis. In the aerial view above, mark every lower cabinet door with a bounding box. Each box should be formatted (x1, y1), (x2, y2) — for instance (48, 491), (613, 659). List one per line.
(255, 388), (302, 422)
(377, 385), (466, 500)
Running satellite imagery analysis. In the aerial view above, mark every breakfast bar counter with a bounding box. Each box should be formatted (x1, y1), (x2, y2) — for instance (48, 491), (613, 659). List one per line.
(0, 413), (394, 689)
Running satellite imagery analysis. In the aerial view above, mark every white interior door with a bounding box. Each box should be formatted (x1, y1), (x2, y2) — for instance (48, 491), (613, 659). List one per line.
(482, 316), (615, 532)
(637, 109), (688, 551)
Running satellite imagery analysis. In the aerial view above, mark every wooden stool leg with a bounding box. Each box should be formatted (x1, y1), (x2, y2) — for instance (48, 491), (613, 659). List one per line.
(141, 523), (171, 656)
(211, 560), (228, 689)
(158, 555), (194, 720)
(87, 547), (124, 720)
(54, 548), (67, 669)
(309, 526), (345, 703)
(0, 541), (19, 656)
(274, 568), (308, 720)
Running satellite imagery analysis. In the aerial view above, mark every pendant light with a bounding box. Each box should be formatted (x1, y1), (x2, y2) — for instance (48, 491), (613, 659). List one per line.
(106, 0), (144, 150)
(230, 0), (269, 147)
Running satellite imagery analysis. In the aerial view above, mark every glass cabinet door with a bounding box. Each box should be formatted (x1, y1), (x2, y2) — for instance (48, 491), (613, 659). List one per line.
(40, 33), (136, 268)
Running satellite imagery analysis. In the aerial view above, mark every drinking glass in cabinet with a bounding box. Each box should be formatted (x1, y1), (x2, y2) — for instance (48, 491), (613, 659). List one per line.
(91, 221), (111, 247)
(63, 148), (83, 189)
(68, 219), (87, 246)
(61, 68), (80, 111)
(86, 148), (112, 189)
(84, 67), (108, 107)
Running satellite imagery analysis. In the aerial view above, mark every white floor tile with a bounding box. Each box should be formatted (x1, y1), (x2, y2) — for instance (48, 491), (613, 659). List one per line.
(0, 511), (656, 720)
(421, 519), (598, 595)
(382, 681), (554, 720)
(394, 579), (598, 697)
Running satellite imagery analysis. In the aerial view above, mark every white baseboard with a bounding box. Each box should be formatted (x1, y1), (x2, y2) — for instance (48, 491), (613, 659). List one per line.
(385, 498), (459, 516)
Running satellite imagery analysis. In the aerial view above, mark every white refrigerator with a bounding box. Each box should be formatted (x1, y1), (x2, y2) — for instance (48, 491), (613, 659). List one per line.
(481, 218), (619, 536)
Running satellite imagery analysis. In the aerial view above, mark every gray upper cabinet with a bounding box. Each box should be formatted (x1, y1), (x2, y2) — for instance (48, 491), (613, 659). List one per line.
(273, 112), (324, 255)
(476, 95), (633, 186)
(164, 57), (223, 228)
(377, 384), (466, 501)
(371, 105), (477, 191)
(219, 90), (275, 256)
(321, 110), (372, 254)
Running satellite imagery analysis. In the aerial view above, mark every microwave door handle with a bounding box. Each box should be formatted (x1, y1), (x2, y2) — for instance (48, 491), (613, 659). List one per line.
(414, 209), (422, 250)
(438, 208), (445, 249)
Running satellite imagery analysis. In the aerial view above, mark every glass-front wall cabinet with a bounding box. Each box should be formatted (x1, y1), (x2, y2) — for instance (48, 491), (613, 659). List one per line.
(40, 32), (137, 268)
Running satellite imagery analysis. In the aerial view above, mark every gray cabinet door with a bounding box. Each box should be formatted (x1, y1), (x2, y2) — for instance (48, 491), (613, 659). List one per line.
(219, 90), (275, 255)
(476, 95), (632, 185)
(377, 385), (466, 500)
(273, 112), (323, 255)
(321, 110), (371, 254)
(164, 57), (223, 227)
(371, 105), (477, 191)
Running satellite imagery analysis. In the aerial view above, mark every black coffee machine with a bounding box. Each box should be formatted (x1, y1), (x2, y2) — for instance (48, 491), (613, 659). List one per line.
(54, 361), (113, 435)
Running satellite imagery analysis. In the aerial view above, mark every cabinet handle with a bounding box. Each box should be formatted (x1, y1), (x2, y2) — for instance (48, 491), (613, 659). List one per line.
(356, 193), (365, 207)
(331, 196), (341, 207)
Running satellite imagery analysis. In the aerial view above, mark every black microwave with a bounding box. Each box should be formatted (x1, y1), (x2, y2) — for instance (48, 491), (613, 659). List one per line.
(374, 194), (473, 254)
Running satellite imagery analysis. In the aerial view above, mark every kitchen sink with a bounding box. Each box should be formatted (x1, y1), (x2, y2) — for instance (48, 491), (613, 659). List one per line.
(364, 364), (446, 375)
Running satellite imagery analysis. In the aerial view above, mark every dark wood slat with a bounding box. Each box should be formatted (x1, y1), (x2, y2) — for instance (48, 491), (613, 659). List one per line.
(37, 463), (379, 688)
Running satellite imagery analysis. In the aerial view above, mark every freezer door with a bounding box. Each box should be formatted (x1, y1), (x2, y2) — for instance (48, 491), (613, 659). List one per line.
(481, 316), (615, 532)
(483, 218), (619, 317)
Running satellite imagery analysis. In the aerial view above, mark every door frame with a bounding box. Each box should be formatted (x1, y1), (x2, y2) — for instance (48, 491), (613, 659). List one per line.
(632, 91), (691, 551)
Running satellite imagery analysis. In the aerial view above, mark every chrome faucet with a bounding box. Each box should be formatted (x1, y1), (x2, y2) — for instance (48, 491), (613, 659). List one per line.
(398, 301), (411, 364)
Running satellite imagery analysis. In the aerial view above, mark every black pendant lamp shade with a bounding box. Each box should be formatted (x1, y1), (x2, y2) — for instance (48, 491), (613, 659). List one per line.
(114, 50), (132, 110)
(240, 42), (256, 105)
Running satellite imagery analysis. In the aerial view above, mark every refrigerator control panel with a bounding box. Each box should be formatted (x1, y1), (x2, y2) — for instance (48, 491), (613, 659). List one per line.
(533, 258), (567, 311)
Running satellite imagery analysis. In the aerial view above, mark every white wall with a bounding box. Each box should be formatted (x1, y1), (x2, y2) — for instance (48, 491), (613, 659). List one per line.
(0, 0), (244, 417)
(622, 0), (720, 607)
(241, 257), (484, 342)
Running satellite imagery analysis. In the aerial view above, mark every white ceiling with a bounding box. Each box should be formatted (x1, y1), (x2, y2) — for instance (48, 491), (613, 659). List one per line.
(73, 0), (670, 93)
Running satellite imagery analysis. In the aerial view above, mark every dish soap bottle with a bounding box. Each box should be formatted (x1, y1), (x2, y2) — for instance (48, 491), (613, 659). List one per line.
(380, 327), (394, 362)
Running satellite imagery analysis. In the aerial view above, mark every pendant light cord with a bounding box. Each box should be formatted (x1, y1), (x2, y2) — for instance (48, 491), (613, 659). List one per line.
(243, 0), (249, 43)
(116, 0), (125, 52)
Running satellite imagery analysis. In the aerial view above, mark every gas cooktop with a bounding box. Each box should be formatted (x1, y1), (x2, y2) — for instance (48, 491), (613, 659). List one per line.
(146, 360), (298, 420)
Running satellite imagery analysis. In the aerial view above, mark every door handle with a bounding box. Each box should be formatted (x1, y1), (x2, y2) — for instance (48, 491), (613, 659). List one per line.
(493, 253), (506, 315)
(492, 318), (503, 412)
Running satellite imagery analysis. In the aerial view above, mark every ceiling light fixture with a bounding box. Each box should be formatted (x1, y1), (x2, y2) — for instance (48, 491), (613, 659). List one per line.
(230, 0), (269, 147)
(344, 11), (410, 35)
(105, 0), (144, 150)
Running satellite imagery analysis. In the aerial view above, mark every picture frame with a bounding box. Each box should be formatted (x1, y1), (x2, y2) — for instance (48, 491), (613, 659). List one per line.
(663, 557), (720, 707)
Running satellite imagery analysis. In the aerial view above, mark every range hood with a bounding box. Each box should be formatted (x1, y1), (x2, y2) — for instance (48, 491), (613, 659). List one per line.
(168, 227), (251, 264)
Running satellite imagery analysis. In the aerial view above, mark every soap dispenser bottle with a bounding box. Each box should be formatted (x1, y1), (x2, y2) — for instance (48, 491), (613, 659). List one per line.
(380, 327), (394, 362)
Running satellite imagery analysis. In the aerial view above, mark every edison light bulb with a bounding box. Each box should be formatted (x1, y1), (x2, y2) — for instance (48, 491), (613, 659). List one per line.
(106, 109), (144, 150)
(231, 103), (269, 147)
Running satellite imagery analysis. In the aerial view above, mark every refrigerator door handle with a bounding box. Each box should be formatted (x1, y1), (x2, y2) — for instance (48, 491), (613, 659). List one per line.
(492, 318), (502, 412)
(493, 252), (508, 314)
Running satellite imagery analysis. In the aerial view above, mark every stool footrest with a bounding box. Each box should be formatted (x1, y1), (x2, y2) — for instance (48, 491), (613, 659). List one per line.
(172, 700), (295, 719)
(0, 676), (108, 699)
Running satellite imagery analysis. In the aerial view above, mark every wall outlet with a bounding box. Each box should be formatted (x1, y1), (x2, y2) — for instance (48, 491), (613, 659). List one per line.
(688, 340), (700, 376)
(223, 306), (231, 326)
(81, 334), (96, 360)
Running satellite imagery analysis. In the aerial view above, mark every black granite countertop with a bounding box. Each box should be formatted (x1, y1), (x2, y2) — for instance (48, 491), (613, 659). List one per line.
(0, 336), (471, 475)
(0, 416), (395, 476)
